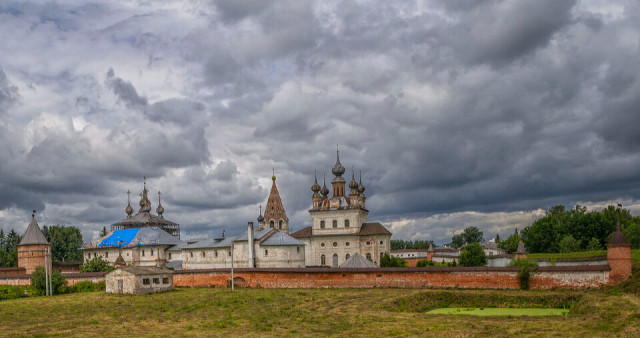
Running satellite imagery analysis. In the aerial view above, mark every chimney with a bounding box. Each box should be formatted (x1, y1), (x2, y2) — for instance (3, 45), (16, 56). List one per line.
(248, 222), (255, 268)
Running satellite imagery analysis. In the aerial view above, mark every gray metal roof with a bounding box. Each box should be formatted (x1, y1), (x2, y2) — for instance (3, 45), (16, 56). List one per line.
(339, 252), (377, 268)
(107, 266), (173, 276)
(166, 260), (182, 270)
(167, 241), (189, 251)
(234, 228), (273, 241)
(261, 231), (305, 246)
(18, 214), (49, 246)
(184, 236), (235, 249)
(125, 227), (180, 247)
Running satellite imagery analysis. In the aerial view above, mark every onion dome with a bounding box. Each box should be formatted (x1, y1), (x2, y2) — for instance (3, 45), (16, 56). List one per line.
(349, 170), (359, 191)
(156, 191), (165, 218)
(357, 170), (365, 194)
(257, 205), (265, 222)
(125, 190), (134, 217)
(331, 145), (346, 179)
(311, 170), (321, 194)
(320, 174), (330, 197)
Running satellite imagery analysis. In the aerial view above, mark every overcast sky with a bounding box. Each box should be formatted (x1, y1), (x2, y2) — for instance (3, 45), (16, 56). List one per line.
(1, 0), (639, 244)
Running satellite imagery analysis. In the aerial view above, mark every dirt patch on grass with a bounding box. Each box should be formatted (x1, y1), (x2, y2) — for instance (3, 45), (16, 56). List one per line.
(388, 290), (581, 312)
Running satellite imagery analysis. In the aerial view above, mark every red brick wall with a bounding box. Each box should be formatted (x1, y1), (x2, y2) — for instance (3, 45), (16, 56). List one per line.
(0, 272), (106, 286)
(608, 246), (632, 283)
(17, 244), (51, 274)
(403, 258), (426, 267)
(173, 266), (611, 290)
(0, 267), (26, 276)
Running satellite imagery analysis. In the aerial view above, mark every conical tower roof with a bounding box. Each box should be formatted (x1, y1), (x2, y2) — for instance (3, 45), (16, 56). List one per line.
(263, 175), (288, 222)
(516, 240), (526, 254)
(19, 211), (49, 246)
(339, 252), (377, 268)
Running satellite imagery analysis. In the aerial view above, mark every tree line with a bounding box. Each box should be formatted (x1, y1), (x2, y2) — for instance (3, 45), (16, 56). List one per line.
(520, 205), (640, 253)
(0, 225), (84, 267)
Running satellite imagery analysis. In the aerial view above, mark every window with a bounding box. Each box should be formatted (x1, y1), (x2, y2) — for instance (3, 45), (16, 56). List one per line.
(345, 220), (350, 227)
(380, 241), (383, 245)
(162, 277), (169, 284)
(320, 220), (325, 229)
(153, 278), (160, 284)
(190, 252), (193, 258)
(142, 250), (145, 257)
(264, 249), (268, 256)
(346, 242), (350, 246)
(321, 254), (326, 265)
(143, 278), (150, 285)
(346, 254), (350, 260)
(332, 220), (337, 228)
(332, 254), (338, 267)
(93, 253), (96, 258)
(333, 242), (338, 247)
(201, 251), (205, 257)
(296, 247), (300, 253)
(321, 242), (325, 247)
(87, 253), (90, 259)
(279, 220), (283, 229)
(366, 241), (370, 245)
(105, 252), (108, 258)
(270, 220), (274, 228)
(168, 253), (172, 260)
(150, 249), (154, 256)
(366, 253), (372, 262)
(228, 251), (231, 257)
(215, 251), (218, 257)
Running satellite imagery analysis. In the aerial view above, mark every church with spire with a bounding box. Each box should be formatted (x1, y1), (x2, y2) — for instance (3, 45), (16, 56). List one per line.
(292, 146), (392, 267)
(110, 178), (180, 238)
(257, 170), (290, 234)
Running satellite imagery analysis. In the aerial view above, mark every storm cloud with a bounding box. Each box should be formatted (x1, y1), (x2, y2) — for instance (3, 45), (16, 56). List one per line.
(0, 0), (639, 244)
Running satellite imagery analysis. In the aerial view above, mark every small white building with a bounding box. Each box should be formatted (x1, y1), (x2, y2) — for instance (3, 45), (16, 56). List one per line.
(105, 266), (174, 295)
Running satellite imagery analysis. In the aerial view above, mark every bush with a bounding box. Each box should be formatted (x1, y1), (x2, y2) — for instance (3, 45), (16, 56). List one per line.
(509, 259), (539, 290)
(80, 256), (115, 272)
(459, 243), (487, 267)
(558, 235), (581, 253)
(31, 266), (67, 295)
(0, 285), (39, 300)
(416, 259), (434, 267)
(380, 253), (408, 267)
(64, 281), (106, 293)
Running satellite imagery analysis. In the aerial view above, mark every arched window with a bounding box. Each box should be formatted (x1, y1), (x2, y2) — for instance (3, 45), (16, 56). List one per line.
(366, 253), (372, 262)
(201, 251), (205, 257)
(332, 253), (338, 267)
(270, 220), (274, 228)
(380, 241), (383, 245)
(150, 249), (154, 256)
(332, 220), (337, 228)
(345, 219), (350, 227)
(321, 242), (325, 247)
(321, 254), (326, 265)
(264, 250), (268, 256)
(320, 220), (325, 228)
(345, 253), (350, 260)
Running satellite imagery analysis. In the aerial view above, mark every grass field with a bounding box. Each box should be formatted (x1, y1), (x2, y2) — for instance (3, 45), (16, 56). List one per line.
(0, 286), (639, 337)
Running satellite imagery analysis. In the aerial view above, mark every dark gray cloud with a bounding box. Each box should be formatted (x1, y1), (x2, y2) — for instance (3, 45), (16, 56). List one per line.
(0, 0), (639, 244)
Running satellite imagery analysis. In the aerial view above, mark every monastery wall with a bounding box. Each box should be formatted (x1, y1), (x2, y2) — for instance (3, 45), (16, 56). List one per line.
(0, 272), (106, 286)
(172, 265), (612, 289)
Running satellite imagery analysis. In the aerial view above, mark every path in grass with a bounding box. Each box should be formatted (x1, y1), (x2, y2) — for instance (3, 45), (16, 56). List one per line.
(0, 288), (639, 336)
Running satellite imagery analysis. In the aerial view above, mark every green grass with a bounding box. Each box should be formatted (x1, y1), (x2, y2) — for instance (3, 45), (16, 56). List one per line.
(0, 287), (638, 336)
(632, 249), (640, 263)
(426, 308), (569, 316)
(528, 250), (607, 259)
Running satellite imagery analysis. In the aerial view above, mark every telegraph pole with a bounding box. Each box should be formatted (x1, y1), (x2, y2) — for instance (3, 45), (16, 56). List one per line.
(44, 248), (50, 296)
(230, 244), (234, 292)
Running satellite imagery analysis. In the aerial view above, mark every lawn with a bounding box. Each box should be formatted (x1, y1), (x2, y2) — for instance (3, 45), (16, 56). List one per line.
(1, 286), (639, 337)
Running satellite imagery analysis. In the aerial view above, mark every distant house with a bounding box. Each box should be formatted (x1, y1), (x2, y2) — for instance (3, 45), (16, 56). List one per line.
(105, 266), (173, 295)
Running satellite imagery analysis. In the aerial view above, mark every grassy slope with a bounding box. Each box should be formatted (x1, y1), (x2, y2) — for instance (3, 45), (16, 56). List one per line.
(528, 251), (607, 259)
(1, 287), (639, 337)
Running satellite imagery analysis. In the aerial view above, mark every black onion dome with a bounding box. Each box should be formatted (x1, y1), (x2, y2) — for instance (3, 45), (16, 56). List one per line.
(349, 171), (359, 190)
(331, 148), (346, 178)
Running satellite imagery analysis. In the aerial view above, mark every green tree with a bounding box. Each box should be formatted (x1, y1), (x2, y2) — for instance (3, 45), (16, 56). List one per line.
(31, 266), (67, 295)
(462, 226), (484, 244)
(416, 259), (434, 267)
(0, 230), (21, 267)
(459, 242), (487, 267)
(80, 256), (115, 272)
(450, 233), (465, 249)
(623, 222), (640, 249)
(497, 233), (521, 253)
(380, 253), (408, 267)
(557, 234), (581, 253)
(99, 227), (108, 237)
(45, 225), (83, 262)
(585, 237), (602, 251)
(494, 233), (501, 244)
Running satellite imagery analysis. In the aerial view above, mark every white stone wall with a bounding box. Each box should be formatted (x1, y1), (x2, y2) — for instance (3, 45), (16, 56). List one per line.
(305, 234), (390, 267)
(182, 242), (305, 269)
(391, 251), (428, 258)
(84, 245), (172, 267)
(310, 209), (367, 236)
